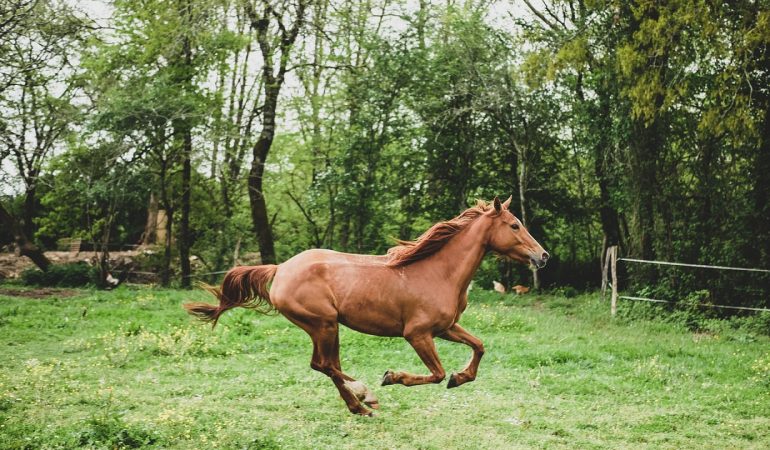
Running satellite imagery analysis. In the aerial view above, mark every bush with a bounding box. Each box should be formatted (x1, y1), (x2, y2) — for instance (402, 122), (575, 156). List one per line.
(551, 286), (579, 298)
(743, 311), (770, 336)
(472, 258), (500, 290)
(664, 289), (714, 331)
(78, 411), (158, 448)
(132, 247), (167, 272)
(21, 263), (96, 287)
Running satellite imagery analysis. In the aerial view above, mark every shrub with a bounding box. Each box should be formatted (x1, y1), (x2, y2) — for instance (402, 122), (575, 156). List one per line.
(21, 262), (96, 287)
(744, 311), (770, 336)
(551, 286), (578, 298)
(132, 246), (171, 273)
(78, 410), (158, 448)
(667, 289), (720, 332)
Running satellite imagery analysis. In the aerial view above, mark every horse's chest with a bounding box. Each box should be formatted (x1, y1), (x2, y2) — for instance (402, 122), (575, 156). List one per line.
(453, 294), (468, 322)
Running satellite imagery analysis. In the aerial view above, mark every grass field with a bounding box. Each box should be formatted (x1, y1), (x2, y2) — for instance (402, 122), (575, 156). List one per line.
(1, 285), (769, 449)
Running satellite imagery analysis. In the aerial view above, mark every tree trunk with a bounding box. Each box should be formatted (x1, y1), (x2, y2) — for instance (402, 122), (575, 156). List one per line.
(248, 86), (278, 264)
(746, 34), (770, 267)
(245, 0), (307, 264)
(22, 180), (37, 239)
(96, 215), (112, 288)
(517, 142), (540, 290)
(594, 91), (621, 251)
(624, 2), (669, 284)
(339, 217), (350, 251)
(179, 126), (192, 288)
(158, 155), (173, 287)
(162, 207), (174, 286)
(752, 93), (770, 267)
(630, 119), (659, 263)
(175, 0), (193, 288)
(0, 203), (51, 271)
(140, 192), (159, 245)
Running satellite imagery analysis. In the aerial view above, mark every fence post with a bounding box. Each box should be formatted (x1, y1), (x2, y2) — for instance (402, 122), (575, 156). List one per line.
(610, 246), (618, 316)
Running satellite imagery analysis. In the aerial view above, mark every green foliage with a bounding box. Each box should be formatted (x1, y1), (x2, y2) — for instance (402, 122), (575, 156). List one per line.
(550, 285), (578, 298)
(37, 142), (151, 247)
(4, 0), (770, 307)
(472, 258), (502, 290)
(132, 248), (173, 273)
(20, 263), (96, 287)
(78, 409), (159, 448)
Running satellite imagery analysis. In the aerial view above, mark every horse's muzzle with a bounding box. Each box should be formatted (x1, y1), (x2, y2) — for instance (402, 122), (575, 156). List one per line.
(530, 251), (549, 269)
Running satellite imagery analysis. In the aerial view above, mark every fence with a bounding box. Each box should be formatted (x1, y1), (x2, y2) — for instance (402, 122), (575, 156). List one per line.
(601, 245), (770, 315)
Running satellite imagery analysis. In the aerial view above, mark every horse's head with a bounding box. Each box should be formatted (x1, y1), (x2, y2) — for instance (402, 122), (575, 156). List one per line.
(485, 196), (549, 269)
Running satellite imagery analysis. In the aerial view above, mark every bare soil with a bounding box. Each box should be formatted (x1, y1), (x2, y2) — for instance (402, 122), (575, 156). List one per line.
(0, 287), (79, 299)
(0, 251), (141, 279)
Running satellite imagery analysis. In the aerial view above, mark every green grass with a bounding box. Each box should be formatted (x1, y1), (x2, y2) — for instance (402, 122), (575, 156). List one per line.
(1, 286), (769, 449)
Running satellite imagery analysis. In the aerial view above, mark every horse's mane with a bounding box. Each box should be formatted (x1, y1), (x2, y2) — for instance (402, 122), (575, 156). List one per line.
(386, 200), (491, 267)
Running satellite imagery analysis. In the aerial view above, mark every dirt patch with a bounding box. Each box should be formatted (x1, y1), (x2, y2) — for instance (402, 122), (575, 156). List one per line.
(0, 287), (80, 299)
(0, 250), (143, 280)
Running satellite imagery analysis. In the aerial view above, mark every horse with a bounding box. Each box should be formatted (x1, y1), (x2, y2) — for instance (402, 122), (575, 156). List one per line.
(184, 196), (549, 415)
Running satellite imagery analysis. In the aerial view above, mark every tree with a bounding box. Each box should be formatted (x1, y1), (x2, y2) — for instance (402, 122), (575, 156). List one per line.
(85, 0), (230, 285)
(39, 140), (149, 285)
(244, 0), (308, 264)
(520, 0), (624, 277)
(0, 0), (87, 269)
(202, 2), (263, 273)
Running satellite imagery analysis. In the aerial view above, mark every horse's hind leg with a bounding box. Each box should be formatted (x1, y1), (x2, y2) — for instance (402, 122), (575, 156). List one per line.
(437, 323), (484, 388)
(323, 330), (380, 409)
(304, 320), (377, 415)
(381, 332), (446, 387)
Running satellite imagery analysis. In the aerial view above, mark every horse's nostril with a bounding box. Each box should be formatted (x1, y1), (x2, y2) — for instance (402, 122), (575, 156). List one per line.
(542, 252), (549, 260)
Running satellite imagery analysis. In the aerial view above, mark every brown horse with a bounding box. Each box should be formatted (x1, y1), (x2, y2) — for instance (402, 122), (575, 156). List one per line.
(184, 196), (548, 415)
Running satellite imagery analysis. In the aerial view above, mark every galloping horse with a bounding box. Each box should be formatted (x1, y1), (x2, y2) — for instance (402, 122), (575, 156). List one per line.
(184, 196), (548, 415)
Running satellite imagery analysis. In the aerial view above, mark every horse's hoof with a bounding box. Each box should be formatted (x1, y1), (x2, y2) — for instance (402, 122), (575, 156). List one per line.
(344, 380), (368, 401)
(381, 370), (394, 386)
(365, 400), (381, 410)
(447, 373), (459, 389)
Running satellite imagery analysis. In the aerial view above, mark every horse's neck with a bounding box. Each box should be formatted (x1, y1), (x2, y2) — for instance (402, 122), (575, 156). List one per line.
(425, 218), (489, 292)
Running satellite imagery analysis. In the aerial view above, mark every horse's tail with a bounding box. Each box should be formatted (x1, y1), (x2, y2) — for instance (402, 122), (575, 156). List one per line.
(183, 265), (279, 327)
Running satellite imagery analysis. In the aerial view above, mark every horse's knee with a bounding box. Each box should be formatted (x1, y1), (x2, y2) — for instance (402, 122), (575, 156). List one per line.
(476, 342), (485, 357)
(431, 369), (446, 383)
(311, 360), (333, 376)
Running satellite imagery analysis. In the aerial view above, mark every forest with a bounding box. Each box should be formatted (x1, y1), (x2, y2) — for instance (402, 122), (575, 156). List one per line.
(2, 0), (769, 307)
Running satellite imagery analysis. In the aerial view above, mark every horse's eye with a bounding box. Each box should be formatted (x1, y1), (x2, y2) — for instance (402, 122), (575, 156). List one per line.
(511, 223), (520, 231)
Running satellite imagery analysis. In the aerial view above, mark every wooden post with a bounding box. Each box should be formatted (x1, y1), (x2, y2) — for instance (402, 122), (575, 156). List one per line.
(610, 245), (618, 316)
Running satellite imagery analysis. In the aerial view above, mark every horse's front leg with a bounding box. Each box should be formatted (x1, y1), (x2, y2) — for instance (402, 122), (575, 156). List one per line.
(437, 323), (484, 388)
(381, 332), (446, 386)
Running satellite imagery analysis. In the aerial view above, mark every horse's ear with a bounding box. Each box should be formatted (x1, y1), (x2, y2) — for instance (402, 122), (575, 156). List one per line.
(502, 195), (512, 210)
(493, 196), (502, 213)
